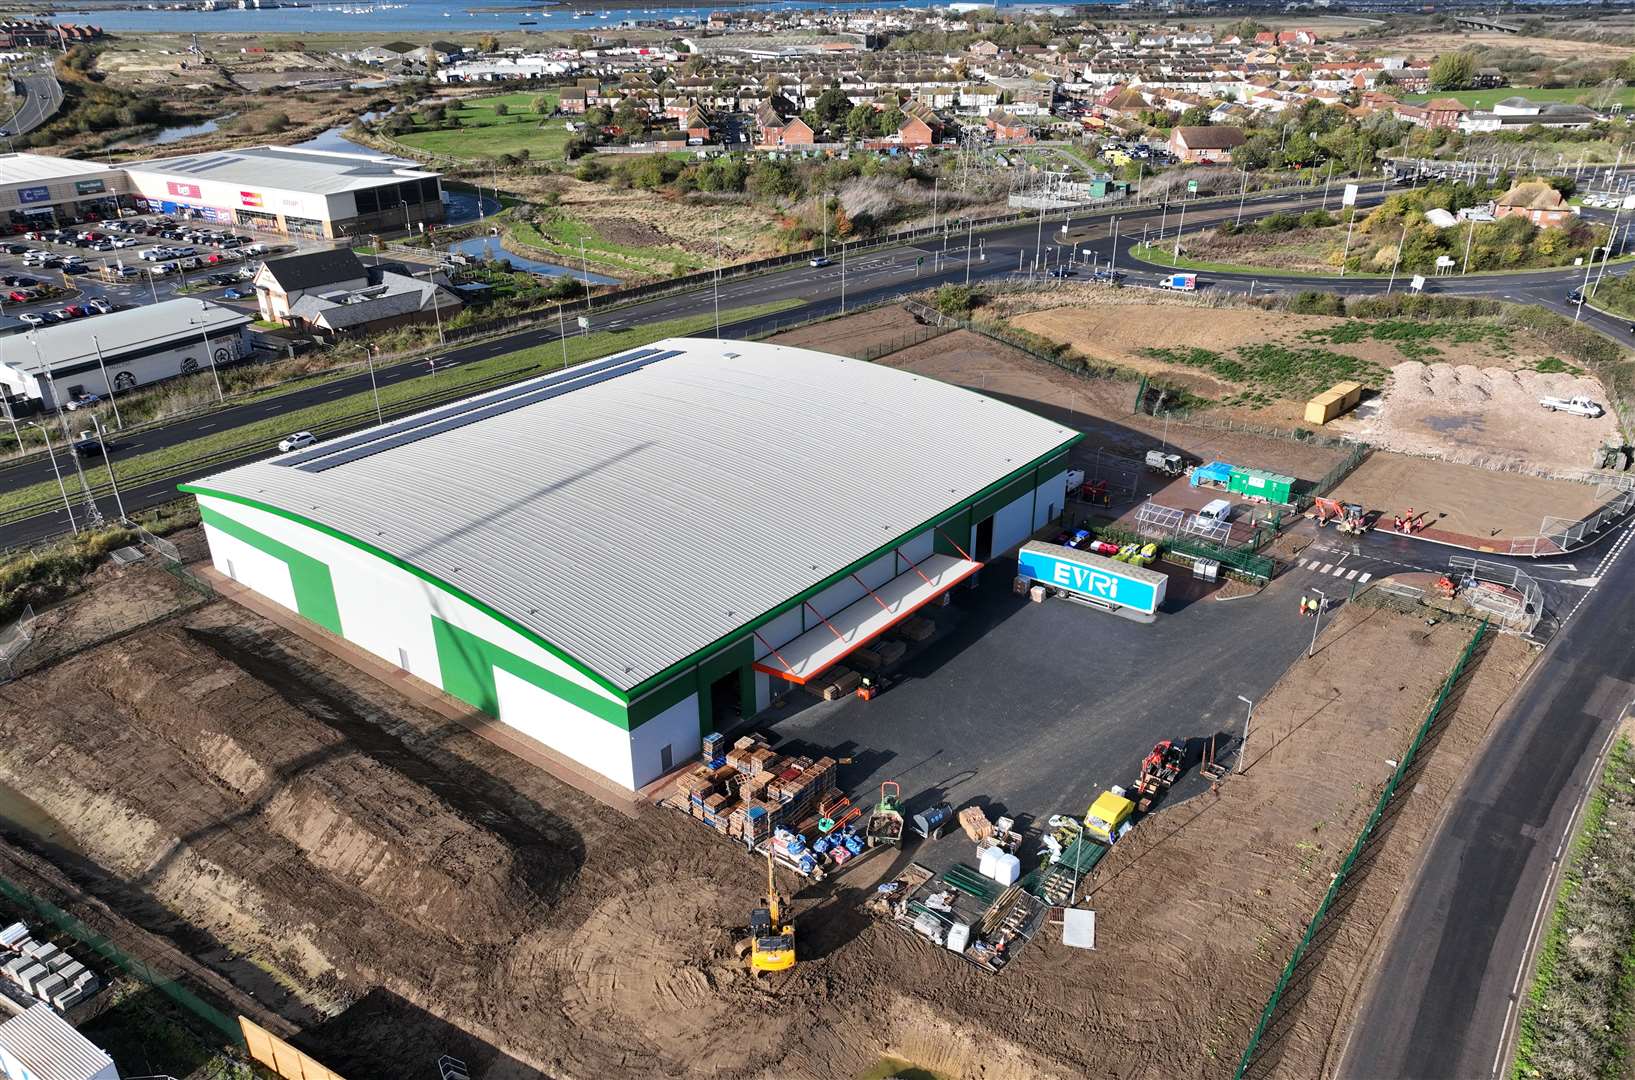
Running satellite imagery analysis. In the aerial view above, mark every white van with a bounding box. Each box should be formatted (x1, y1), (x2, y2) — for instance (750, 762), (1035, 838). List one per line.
(1196, 498), (1234, 524)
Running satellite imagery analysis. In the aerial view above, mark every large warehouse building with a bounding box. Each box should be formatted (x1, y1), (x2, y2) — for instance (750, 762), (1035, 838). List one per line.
(0, 147), (443, 239)
(181, 339), (1079, 791)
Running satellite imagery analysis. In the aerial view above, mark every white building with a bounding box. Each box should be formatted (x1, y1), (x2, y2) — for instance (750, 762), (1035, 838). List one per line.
(123, 146), (444, 240)
(183, 338), (1079, 791)
(0, 154), (125, 231)
(0, 1004), (118, 1080)
(0, 299), (251, 411)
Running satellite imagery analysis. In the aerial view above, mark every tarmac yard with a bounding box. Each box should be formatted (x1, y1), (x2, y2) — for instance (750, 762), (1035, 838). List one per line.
(0, 537), (1535, 1079)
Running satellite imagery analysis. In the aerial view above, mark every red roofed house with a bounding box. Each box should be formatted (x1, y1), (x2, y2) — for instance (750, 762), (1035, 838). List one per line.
(898, 100), (943, 147)
(1492, 181), (1574, 228)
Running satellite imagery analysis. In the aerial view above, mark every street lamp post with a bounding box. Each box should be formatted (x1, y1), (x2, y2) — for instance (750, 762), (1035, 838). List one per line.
(399, 198), (411, 233)
(713, 230), (721, 338)
(422, 267), (445, 345)
(1577, 247), (1603, 321)
(965, 217), (974, 286)
(1386, 224), (1407, 294)
(1236, 168), (1248, 226)
(579, 238), (591, 313)
(28, 421), (76, 535)
(1339, 209), (1357, 276)
(1236, 694), (1254, 775)
(89, 334), (123, 430)
(1306, 587), (1329, 658)
(1461, 219), (1476, 275)
(90, 415), (125, 521)
(1172, 193), (1188, 264)
(189, 312), (225, 402)
(366, 346), (383, 424)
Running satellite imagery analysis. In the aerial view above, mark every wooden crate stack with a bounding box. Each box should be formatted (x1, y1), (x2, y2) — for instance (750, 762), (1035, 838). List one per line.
(670, 735), (839, 843)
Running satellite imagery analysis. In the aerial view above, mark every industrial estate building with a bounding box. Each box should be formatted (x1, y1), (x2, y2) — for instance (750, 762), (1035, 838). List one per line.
(0, 299), (251, 411)
(0, 147), (444, 239)
(183, 339), (1080, 791)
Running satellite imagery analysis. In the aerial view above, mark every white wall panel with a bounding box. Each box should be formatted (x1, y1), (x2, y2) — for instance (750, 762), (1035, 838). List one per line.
(629, 692), (701, 788)
(992, 489), (1034, 556)
(896, 529), (935, 569)
(204, 522), (298, 613)
(1033, 471), (1067, 529)
(493, 667), (637, 789)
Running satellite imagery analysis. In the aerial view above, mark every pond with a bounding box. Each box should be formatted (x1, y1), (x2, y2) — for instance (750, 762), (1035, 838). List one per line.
(445, 234), (618, 284)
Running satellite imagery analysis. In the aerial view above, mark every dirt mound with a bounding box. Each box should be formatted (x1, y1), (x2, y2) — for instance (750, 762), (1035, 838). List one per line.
(1358, 360), (1618, 472)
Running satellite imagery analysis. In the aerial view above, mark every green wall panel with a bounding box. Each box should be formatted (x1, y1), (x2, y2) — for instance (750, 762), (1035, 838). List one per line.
(432, 617), (630, 730)
(200, 505), (343, 636)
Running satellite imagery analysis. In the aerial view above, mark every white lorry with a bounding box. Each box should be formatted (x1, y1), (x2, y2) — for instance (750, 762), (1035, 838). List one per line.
(1539, 395), (1605, 418)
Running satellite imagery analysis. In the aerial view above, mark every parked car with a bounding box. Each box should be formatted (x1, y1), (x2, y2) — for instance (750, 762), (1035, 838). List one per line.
(84, 297), (112, 314)
(222, 288), (246, 300)
(209, 273), (237, 286)
(1539, 395), (1605, 417)
(277, 431), (316, 453)
(7, 290), (29, 304)
(16, 312), (43, 327)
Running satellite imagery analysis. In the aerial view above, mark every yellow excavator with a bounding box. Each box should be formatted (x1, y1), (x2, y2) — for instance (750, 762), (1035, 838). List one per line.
(745, 848), (796, 974)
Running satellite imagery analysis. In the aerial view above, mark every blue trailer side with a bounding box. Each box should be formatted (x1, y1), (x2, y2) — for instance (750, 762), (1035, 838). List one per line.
(1017, 541), (1168, 616)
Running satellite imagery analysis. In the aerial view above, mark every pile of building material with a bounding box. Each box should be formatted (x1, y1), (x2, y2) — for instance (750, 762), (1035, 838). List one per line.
(0, 922), (100, 1011)
(672, 734), (838, 850)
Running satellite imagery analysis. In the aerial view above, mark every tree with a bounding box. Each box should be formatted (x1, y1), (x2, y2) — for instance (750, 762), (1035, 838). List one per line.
(493, 101), (508, 117)
(532, 94), (551, 116)
(813, 87), (853, 125)
(1429, 51), (1477, 91)
(478, 33), (499, 54)
(845, 103), (874, 138)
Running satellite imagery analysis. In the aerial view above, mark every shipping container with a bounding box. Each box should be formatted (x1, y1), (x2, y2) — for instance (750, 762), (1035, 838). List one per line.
(1016, 541), (1168, 615)
(1227, 467), (1295, 504)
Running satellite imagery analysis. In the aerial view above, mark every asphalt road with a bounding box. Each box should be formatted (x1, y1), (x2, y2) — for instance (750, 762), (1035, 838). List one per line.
(1336, 517), (1635, 1080)
(3, 70), (62, 137)
(3, 181), (1627, 547)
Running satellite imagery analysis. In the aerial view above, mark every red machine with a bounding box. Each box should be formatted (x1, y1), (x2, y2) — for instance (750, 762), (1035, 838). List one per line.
(1132, 739), (1186, 812)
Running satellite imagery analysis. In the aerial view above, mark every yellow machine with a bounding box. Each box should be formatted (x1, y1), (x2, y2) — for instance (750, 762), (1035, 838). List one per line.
(1084, 790), (1136, 845)
(747, 849), (796, 974)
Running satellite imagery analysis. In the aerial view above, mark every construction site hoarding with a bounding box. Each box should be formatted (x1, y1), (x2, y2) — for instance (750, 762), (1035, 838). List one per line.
(240, 1016), (348, 1080)
(1016, 541), (1167, 615)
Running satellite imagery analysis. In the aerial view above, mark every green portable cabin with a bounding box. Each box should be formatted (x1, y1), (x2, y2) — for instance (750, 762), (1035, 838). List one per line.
(1227, 467), (1294, 504)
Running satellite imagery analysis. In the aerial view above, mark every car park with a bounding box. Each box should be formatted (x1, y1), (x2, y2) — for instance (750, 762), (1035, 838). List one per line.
(278, 431), (316, 453)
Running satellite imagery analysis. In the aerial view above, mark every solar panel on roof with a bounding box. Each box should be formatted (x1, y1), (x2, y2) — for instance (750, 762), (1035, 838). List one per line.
(298, 349), (684, 473)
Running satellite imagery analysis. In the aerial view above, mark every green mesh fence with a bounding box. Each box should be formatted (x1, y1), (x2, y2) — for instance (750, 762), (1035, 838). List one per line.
(1165, 536), (1276, 582)
(1234, 619), (1489, 1079)
(0, 873), (243, 1045)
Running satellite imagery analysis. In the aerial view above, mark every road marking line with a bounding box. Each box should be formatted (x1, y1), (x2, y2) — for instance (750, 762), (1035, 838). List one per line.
(1345, 569), (1359, 580)
(1357, 572), (1371, 583)
(1297, 558), (1309, 567)
(1318, 563), (1332, 574)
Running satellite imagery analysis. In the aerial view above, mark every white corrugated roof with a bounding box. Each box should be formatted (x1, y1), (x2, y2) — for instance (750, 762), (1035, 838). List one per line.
(125, 146), (437, 196)
(0, 1003), (116, 1080)
(187, 338), (1078, 694)
(0, 298), (251, 374)
(0, 153), (115, 186)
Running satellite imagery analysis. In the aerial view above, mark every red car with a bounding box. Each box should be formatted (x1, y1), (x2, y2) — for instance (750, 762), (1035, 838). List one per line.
(61, 304), (85, 317)
(7, 290), (27, 303)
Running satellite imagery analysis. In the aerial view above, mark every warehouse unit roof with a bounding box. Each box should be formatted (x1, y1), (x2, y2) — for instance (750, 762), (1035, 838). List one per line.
(184, 339), (1079, 696)
(125, 146), (437, 195)
(0, 152), (116, 186)
(0, 298), (250, 374)
(0, 1003), (117, 1080)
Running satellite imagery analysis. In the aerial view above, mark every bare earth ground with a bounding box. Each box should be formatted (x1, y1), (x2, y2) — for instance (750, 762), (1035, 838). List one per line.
(1334, 453), (1604, 539)
(765, 304), (936, 358)
(1369, 30), (1635, 59)
(1000, 297), (1611, 473)
(1340, 361), (1618, 474)
(0, 552), (1532, 1080)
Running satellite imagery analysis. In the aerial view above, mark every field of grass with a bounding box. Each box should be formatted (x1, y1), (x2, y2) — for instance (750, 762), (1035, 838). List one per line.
(1128, 242), (1360, 278)
(2, 300), (799, 521)
(509, 215), (710, 276)
(1142, 342), (1388, 402)
(1511, 735), (1635, 1080)
(392, 90), (573, 162)
(1402, 85), (1635, 109)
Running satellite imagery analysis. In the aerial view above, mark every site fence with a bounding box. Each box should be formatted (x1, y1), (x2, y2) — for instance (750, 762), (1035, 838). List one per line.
(0, 872), (243, 1046)
(1508, 478), (1635, 557)
(1235, 620), (1491, 1080)
(1448, 556), (1544, 636)
(0, 604), (36, 682)
(1300, 442), (1371, 507)
(1166, 535), (1275, 584)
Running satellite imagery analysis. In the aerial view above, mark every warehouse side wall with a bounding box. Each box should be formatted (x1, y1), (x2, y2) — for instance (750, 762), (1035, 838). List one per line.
(195, 495), (651, 790)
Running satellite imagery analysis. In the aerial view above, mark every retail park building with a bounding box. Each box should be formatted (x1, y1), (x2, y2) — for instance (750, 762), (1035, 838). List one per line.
(183, 339), (1080, 792)
(0, 146), (443, 239)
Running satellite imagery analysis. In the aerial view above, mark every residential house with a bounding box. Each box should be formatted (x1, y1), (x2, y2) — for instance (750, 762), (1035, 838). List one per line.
(1421, 97), (1470, 129)
(754, 95), (812, 147)
(1168, 125), (1245, 163)
(558, 86), (589, 113)
(253, 249), (369, 324)
(985, 109), (1033, 142)
(1492, 181), (1575, 228)
(898, 99), (943, 147)
(287, 267), (464, 337)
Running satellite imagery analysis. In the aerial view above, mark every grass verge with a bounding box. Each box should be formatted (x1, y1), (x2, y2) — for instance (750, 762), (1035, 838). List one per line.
(1511, 734), (1635, 1079)
(0, 301), (800, 522)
